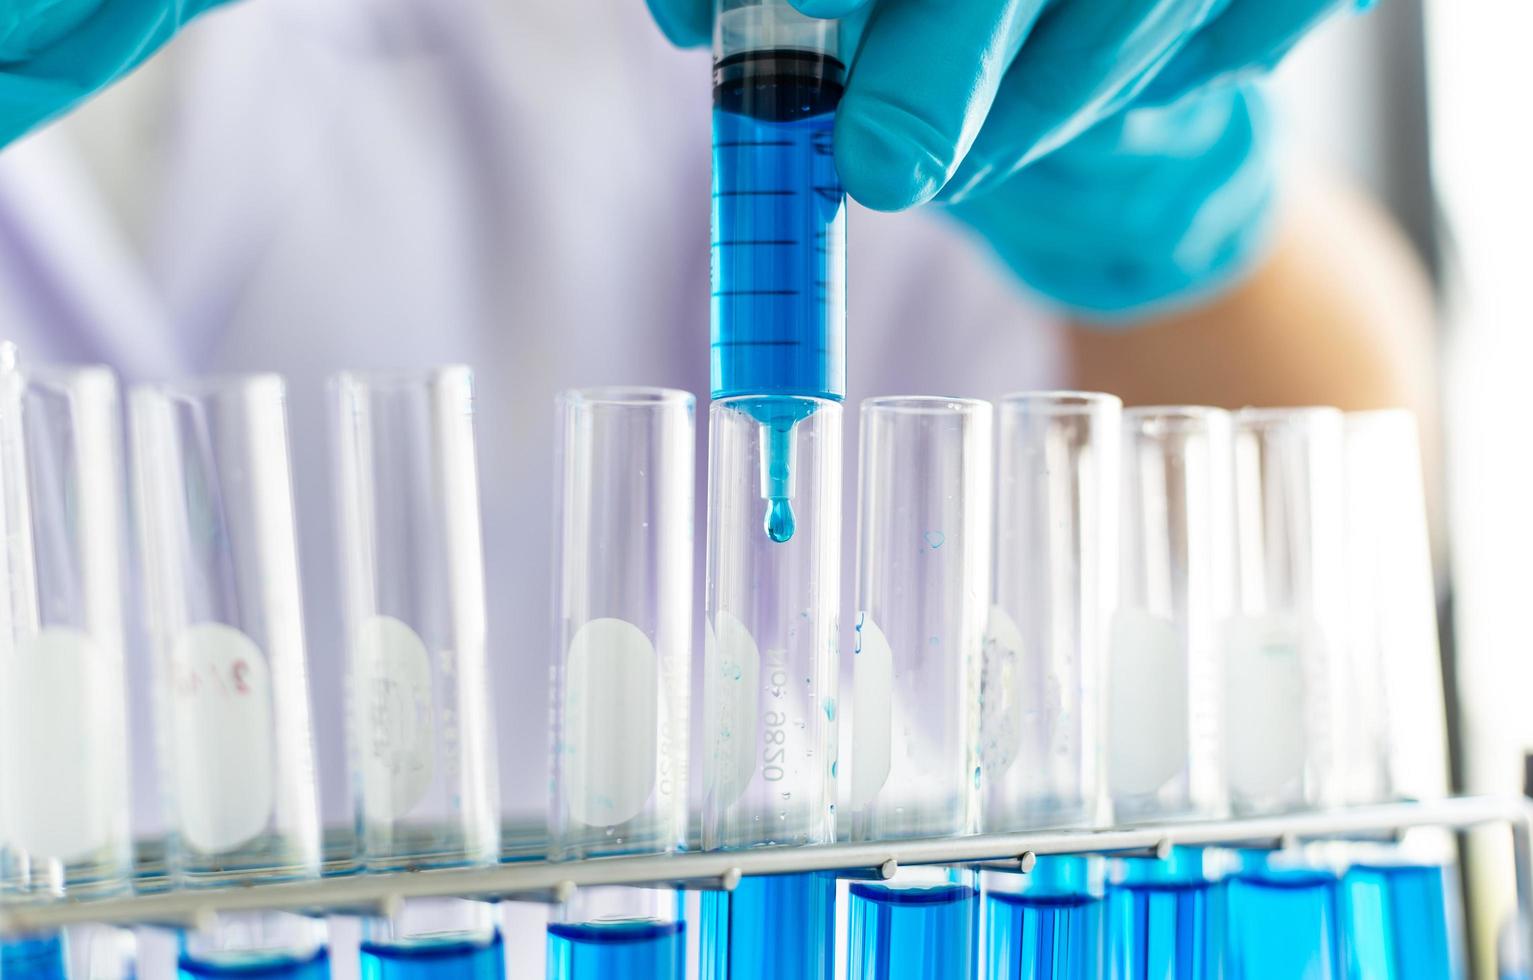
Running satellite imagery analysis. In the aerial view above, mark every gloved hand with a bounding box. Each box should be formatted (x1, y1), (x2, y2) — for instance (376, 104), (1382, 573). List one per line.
(648, 0), (1366, 211)
(0, 0), (234, 148)
(945, 83), (1277, 319)
(650, 0), (1366, 315)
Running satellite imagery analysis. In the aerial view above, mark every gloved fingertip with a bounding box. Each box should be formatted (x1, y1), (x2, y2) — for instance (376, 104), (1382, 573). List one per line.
(835, 95), (951, 212)
(644, 0), (712, 48)
(787, 0), (868, 20)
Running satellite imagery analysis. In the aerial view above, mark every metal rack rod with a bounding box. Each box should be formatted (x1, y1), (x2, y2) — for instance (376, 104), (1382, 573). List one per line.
(2, 797), (1528, 939)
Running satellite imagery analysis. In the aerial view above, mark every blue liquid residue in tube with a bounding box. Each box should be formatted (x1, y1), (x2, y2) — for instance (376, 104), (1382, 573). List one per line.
(702, 872), (835, 980)
(359, 931), (505, 980)
(3, 933), (68, 979)
(546, 920), (685, 980)
(849, 881), (978, 980)
(711, 49), (846, 543)
(1226, 861), (1343, 979)
(1342, 863), (1456, 980)
(177, 948), (331, 980)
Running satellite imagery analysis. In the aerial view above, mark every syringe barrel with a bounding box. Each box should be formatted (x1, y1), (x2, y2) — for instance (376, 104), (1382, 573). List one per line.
(703, 396), (841, 850)
(715, 0), (838, 62)
(711, 0), (846, 405)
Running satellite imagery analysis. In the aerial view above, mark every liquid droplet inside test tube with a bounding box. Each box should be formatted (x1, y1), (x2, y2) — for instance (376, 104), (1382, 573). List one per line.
(766, 495), (796, 542)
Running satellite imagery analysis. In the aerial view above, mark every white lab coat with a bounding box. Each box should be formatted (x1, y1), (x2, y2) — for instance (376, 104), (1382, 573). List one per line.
(0, 0), (1063, 833)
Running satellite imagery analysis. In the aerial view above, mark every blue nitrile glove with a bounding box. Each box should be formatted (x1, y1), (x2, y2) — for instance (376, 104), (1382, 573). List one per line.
(944, 83), (1276, 319)
(648, 0), (1366, 211)
(0, 0), (234, 148)
(650, 0), (1369, 314)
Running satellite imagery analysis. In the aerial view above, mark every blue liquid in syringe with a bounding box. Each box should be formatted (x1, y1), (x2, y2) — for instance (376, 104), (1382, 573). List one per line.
(359, 931), (505, 980)
(712, 48), (846, 543)
(546, 920), (685, 980)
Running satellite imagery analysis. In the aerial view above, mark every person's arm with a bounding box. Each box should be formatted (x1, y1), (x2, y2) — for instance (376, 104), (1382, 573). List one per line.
(1063, 169), (1437, 418)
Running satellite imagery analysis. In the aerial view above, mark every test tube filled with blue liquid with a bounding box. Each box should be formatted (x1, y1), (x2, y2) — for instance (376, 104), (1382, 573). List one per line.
(1224, 409), (1350, 980)
(1338, 411), (1461, 979)
(549, 388), (695, 980)
(982, 393), (1118, 977)
(985, 858), (1106, 980)
(845, 397), (992, 980)
(1107, 408), (1235, 980)
(332, 369), (505, 978)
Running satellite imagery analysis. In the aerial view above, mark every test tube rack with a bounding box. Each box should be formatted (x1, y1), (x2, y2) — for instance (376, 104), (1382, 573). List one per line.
(2, 797), (1529, 945)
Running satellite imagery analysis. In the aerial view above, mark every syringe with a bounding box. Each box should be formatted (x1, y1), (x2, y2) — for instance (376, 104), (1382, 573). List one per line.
(711, 0), (846, 543)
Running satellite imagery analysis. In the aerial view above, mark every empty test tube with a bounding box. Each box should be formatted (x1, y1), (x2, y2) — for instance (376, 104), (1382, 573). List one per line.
(701, 396), (841, 980)
(548, 387), (694, 980)
(0, 361), (134, 897)
(130, 374), (327, 973)
(1227, 408), (1348, 816)
(1111, 407), (1233, 823)
(332, 367), (503, 974)
(983, 392), (1119, 831)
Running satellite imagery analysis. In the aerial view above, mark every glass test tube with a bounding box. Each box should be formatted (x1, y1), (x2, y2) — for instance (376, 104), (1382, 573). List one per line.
(984, 857), (1107, 979)
(1338, 410), (1460, 980)
(0, 363), (134, 897)
(549, 388), (693, 980)
(981, 392), (1117, 979)
(845, 397), (991, 980)
(983, 392), (1119, 831)
(701, 397), (840, 979)
(1106, 408), (1236, 980)
(1223, 408), (1349, 980)
(1110, 407), (1232, 823)
(129, 375), (327, 973)
(331, 368), (504, 974)
(1227, 408), (1348, 816)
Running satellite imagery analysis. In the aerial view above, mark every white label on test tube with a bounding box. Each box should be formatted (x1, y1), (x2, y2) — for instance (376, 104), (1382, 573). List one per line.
(979, 606), (1026, 778)
(705, 611), (760, 810)
(170, 623), (276, 853)
(849, 613), (892, 811)
(0, 628), (118, 860)
(1224, 615), (1310, 799)
(355, 615), (436, 824)
(1107, 609), (1188, 797)
(564, 617), (659, 828)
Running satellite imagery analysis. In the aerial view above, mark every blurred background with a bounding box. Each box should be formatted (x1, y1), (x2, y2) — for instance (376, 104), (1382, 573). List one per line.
(1272, 2), (1529, 973)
